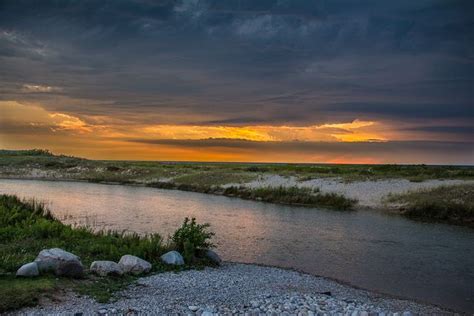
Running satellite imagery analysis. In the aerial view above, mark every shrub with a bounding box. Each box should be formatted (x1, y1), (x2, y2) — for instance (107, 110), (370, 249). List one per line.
(171, 217), (215, 263)
(105, 165), (121, 172)
(246, 166), (268, 172)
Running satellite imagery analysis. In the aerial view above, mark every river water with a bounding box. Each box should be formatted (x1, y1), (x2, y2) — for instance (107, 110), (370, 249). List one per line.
(0, 179), (473, 312)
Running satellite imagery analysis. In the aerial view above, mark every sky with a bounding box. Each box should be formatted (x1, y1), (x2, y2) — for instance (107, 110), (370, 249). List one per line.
(0, 0), (473, 164)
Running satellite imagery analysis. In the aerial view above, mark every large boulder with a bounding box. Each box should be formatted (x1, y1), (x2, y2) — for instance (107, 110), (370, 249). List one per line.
(35, 248), (82, 273)
(160, 251), (184, 265)
(118, 255), (152, 275)
(90, 261), (123, 277)
(205, 249), (222, 265)
(56, 260), (84, 278)
(16, 262), (39, 277)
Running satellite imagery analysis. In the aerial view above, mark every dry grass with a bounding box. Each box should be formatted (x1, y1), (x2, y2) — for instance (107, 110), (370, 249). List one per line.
(386, 184), (474, 227)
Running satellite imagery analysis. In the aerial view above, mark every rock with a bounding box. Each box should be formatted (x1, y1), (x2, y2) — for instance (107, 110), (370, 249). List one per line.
(16, 262), (39, 277)
(90, 260), (123, 277)
(188, 306), (199, 312)
(55, 260), (84, 278)
(35, 248), (81, 272)
(205, 249), (222, 265)
(160, 251), (184, 265)
(118, 255), (152, 275)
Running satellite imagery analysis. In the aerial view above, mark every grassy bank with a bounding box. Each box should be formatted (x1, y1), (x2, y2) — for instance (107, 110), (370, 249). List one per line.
(146, 181), (357, 210)
(0, 194), (214, 312)
(385, 184), (474, 227)
(1, 149), (473, 184)
(2, 149), (473, 210)
(223, 186), (357, 209)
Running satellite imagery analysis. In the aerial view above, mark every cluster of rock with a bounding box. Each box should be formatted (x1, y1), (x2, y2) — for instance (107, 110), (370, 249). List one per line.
(16, 248), (221, 278)
(17, 248), (84, 278)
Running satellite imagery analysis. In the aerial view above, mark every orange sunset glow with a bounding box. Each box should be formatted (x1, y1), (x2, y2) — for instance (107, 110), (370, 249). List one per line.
(0, 0), (472, 165)
(0, 100), (472, 163)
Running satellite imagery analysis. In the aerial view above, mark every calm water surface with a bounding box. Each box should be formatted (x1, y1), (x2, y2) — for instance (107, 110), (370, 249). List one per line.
(1, 179), (473, 312)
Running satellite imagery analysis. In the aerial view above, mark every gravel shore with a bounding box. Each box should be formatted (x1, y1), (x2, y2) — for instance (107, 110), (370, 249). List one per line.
(15, 263), (449, 315)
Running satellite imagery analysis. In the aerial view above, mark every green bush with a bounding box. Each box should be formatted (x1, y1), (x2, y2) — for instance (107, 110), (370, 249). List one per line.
(172, 217), (215, 263)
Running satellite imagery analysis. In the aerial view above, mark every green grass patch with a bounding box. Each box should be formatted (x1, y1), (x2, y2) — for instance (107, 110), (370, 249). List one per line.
(72, 275), (138, 303)
(2, 149), (473, 184)
(0, 194), (216, 311)
(223, 186), (357, 209)
(386, 184), (474, 227)
(147, 182), (357, 209)
(173, 171), (256, 186)
(0, 195), (167, 273)
(0, 276), (57, 312)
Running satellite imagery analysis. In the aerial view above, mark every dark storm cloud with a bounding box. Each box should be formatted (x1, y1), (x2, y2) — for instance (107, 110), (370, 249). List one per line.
(0, 0), (473, 130)
(324, 102), (474, 119)
(402, 126), (474, 135)
(0, 122), (59, 135)
(128, 138), (472, 152)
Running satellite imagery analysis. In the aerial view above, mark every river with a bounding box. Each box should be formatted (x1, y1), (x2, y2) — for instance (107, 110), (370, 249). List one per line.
(0, 179), (473, 312)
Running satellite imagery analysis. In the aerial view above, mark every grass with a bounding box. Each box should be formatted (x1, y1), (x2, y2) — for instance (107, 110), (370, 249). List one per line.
(1, 149), (473, 209)
(0, 194), (215, 312)
(73, 274), (138, 303)
(0, 276), (57, 311)
(1, 149), (473, 183)
(385, 184), (474, 227)
(223, 186), (357, 209)
(146, 181), (358, 209)
(0, 195), (167, 274)
(172, 171), (256, 186)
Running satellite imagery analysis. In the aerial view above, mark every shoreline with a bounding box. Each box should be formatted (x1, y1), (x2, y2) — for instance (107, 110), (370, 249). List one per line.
(1, 175), (472, 211)
(13, 262), (453, 315)
(1, 178), (471, 313)
(226, 261), (457, 314)
(2, 176), (474, 229)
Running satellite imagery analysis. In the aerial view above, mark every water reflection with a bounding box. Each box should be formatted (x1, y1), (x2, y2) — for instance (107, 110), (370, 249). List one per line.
(0, 179), (473, 313)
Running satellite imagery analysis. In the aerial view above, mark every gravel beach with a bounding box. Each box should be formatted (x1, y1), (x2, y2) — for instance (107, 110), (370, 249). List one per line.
(15, 263), (449, 315)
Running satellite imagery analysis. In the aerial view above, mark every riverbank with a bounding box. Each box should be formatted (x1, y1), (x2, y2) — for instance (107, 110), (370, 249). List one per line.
(0, 195), (216, 313)
(14, 263), (449, 315)
(225, 174), (473, 208)
(1, 180), (473, 313)
(1, 150), (473, 219)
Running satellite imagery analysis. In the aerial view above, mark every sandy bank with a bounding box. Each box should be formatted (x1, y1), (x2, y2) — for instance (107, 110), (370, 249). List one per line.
(227, 175), (473, 208)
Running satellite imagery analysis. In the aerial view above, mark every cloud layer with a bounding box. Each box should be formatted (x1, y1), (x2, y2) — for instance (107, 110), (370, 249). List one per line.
(0, 0), (473, 162)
